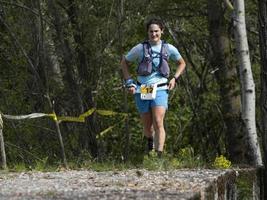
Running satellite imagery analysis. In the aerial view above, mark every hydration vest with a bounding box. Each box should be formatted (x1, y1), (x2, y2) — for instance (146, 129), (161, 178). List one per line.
(137, 40), (170, 78)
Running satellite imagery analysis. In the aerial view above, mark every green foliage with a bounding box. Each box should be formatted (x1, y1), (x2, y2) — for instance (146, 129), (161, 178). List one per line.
(0, 0), (262, 169)
(142, 147), (205, 170)
(212, 155), (231, 169)
(6, 146), (205, 172)
(34, 157), (49, 171)
(9, 163), (27, 172)
(236, 171), (254, 200)
(143, 151), (167, 170)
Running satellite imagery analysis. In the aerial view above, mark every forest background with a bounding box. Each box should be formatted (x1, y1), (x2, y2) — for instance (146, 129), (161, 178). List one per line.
(0, 0), (266, 171)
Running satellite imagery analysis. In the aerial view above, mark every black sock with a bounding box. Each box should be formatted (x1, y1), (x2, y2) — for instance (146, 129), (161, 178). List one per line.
(147, 137), (153, 151)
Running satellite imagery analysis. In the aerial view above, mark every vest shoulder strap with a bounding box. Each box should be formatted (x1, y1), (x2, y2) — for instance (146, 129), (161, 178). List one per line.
(161, 40), (168, 57)
(142, 40), (168, 58)
(142, 41), (152, 56)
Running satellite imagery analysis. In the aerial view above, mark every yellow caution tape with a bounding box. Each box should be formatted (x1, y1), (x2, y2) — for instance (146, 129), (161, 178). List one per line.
(47, 113), (86, 123)
(46, 113), (57, 121)
(1, 108), (128, 137)
(79, 108), (96, 118)
(96, 109), (127, 117)
(96, 116), (127, 139)
(58, 116), (85, 123)
(1, 108), (127, 123)
(52, 108), (127, 123)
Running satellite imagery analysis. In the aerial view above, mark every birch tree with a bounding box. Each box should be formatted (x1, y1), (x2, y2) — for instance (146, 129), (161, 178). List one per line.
(258, 0), (267, 197)
(207, 0), (245, 164)
(233, 0), (263, 166)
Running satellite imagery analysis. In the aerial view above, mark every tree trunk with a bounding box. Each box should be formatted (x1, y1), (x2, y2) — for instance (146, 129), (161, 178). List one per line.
(47, 0), (84, 112)
(233, 0), (263, 166)
(117, 0), (129, 161)
(0, 114), (7, 169)
(47, 0), (98, 158)
(258, 0), (267, 197)
(208, 0), (245, 164)
(36, 0), (68, 167)
(65, 0), (98, 158)
(0, 5), (7, 169)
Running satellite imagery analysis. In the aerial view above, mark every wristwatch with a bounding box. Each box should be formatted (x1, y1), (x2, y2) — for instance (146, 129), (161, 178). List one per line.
(173, 76), (179, 83)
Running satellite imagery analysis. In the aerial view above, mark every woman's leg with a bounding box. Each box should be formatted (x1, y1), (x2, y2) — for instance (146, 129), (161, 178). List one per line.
(152, 106), (166, 152)
(140, 111), (153, 138)
(140, 111), (154, 151)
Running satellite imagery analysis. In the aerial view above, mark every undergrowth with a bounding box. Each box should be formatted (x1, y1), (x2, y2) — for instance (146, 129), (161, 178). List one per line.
(4, 147), (231, 172)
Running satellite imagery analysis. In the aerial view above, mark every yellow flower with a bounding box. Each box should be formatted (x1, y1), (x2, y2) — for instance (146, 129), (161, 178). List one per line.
(213, 155), (231, 169)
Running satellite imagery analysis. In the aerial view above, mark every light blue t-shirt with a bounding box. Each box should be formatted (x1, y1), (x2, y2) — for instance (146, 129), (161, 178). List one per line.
(125, 40), (182, 85)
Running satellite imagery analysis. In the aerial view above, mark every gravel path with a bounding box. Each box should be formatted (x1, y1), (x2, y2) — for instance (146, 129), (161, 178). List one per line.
(0, 169), (235, 199)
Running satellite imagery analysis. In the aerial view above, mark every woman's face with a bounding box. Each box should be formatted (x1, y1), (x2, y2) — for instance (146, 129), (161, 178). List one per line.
(148, 24), (163, 44)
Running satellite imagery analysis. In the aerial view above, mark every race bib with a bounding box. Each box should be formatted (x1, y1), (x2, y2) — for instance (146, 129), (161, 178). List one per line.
(140, 84), (157, 100)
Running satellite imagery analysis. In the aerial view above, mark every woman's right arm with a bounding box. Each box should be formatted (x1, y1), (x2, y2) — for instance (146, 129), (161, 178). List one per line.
(121, 56), (136, 94)
(120, 43), (142, 78)
(120, 44), (142, 93)
(121, 56), (131, 80)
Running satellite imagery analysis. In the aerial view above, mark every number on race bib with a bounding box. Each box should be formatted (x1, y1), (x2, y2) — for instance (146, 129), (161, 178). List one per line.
(141, 86), (153, 94)
(140, 84), (157, 100)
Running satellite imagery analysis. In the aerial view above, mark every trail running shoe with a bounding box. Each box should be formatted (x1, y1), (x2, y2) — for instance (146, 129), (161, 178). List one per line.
(157, 151), (163, 158)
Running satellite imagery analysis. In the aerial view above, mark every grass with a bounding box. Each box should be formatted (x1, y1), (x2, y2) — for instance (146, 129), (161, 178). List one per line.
(6, 151), (207, 172)
(5, 146), (229, 172)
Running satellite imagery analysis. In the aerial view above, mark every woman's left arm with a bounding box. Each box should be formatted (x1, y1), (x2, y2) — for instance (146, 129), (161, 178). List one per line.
(169, 57), (186, 90)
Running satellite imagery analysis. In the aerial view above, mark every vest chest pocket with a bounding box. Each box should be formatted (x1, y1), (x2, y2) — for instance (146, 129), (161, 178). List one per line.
(137, 58), (153, 76)
(140, 84), (157, 100)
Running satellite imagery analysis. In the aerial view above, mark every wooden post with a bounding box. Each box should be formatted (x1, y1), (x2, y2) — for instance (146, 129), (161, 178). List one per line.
(0, 114), (7, 169)
(45, 96), (68, 168)
(54, 116), (68, 168)
(118, 0), (130, 162)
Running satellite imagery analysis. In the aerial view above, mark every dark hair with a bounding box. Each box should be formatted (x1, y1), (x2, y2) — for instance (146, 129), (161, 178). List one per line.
(146, 18), (164, 31)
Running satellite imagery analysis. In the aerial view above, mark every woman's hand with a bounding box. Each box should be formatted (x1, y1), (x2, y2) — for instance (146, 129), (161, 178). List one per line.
(128, 87), (136, 94)
(124, 78), (136, 94)
(168, 77), (177, 90)
(169, 58), (185, 90)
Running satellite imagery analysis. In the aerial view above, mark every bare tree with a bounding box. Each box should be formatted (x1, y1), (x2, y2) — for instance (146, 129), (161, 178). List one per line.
(117, 0), (130, 161)
(47, 0), (99, 158)
(233, 0), (263, 166)
(258, 0), (267, 197)
(208, 0), (245, 164)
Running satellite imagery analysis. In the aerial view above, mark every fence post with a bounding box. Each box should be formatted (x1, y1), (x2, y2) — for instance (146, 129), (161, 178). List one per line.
(45, 95), (68, 168)
(54, 116), (68, 168)
(0, 114), (7, 169)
